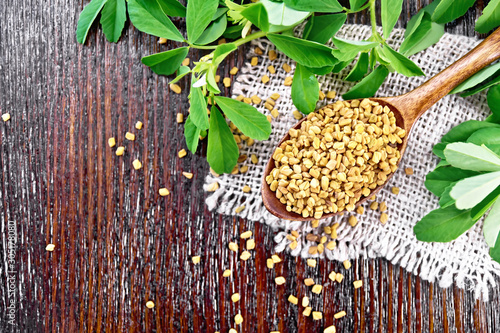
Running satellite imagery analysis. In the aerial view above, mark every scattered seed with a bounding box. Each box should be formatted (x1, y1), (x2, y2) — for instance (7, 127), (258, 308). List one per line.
(312, 284), (323, 294)
(133, 159), (142, 170)
(308, 246), (318, 255)
(158, 37), (167, 44)
(135, 121), (143, 130)
(146, 301), (155, 308)
(405, 167), (414, 175)
(229, 329), (237, 333)
(379, 201), (387, 212)
(215, 75), (221, 83)
(182, 172), (193, 179)
(275, 276), (286, 285)
(240, 165), (249, 173)
(353, 280), (363, 289)
(268, 65), (276, 74)
(210, 168), (220, 177)
(325, 325), (337, 333)
(343, 260), (352, 270)
(356, 206), (364, 215)
(307, 259), (317, 268)
(272, 254), (281, 263)
(348, 216), (358, 227)
(326, 91), (336, 99)
(326, 241), (336, 250)
(303, 307), (312, 317)
(231, 293), (240, 303)
(304, 278), (315, 286)
(283, 63), (291, 73)
(159, 188), (170, 196)
(251, 95), (262, 104)
(319, 91), (325, 100)
(271, 108), (279, 118)
(312, 311), (323, 320)
(251, 154), (259, 164)
(46, 244), (55, 251)
(246, 239), (255, 250)
(267, 258), (274, 269)
(292, 110), (303, 120)
(243, 97), (252, 104)
(169, 83), (182, 94)
(181, 57), (190, 66)
(284, 76), (293, 86)
(241, 230), (252, 239)
(192, 256), (200, 264)
(288, 295), (298, 305)
(335, 273), (344, 283)
(262, 75), (270, 84)
(302, 296), (309, 307)
(370, 195), (376, 201)
(334, 311), (346, 319)
(265, 102), (274, 111)
(255, 47), (263, 55)
(289, 240), (298, 249)
(328, 271), (336, 281)
(235, 205), (246, 213)
(177, 113), (184, 123)
(267, 115), (272, 122)
(370, 202), (379, 211)
(234, 314), (243, 325)
(391, 187), (400, 194)
(125, 132), (135, 141)
(108, 137), (116, 147)
(178, 149), (187, 158)
(236, 95), (244, 102)
(223, 269), (231, 277)
(230, 67), (239, 75)
(380, 213), (389, 224)
(223, 77), (231, 88)
(115, 146), (125, 156)
(229, 242), (238, 252)
(269, 49), (277, 61)
(207, 182), (219, 192)
(251, 57), (258, 66)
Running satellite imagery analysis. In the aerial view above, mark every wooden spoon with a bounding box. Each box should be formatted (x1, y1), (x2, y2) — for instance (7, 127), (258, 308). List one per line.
(262, 27), (500, 221)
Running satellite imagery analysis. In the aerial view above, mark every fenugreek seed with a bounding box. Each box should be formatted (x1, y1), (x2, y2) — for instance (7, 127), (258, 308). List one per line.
(146, 301), (155, 308)
(231, 293), (240, 303)
(158, 37), (167, 44)
(235, 205), (246, 213)
(268, 65), (276, 74)
(133, 159), (142, 170)
(312, 284), (323, 294)
(267, 258), (274, 269)
(380, 213), (389, 224)
(303, 307), (312, 317)
(348, 216), (358, 227)
(289, 240), (297, 249)
(379, 202), (387, 212)
(288, 295), (298, 305)
(243, 97), (252, 104)
(229, 242), (238, 252)
(242, 185), (251, 193)
(391, 187), (400, 194)
(328, 271), (336, 281)
(334, 311), (346, 319)
(353, 280), (363, 289)
(169, 83), (182, 94)
(272, 254), (281, 263)
(182, 57), (190, 66)
(229, 329), (237, 333)
(370, 201), (379, 210)
(246, 239), (255, 250)
(46, 244), (56, 251)
(262, 75), (270, 84)
(223, 269), (231, 277)
(356, 206), (364, 215)
(178, 149), (187, 158)
(319, 91), (325, 100)
(311, 220), (319, 228)
(251, 57), (258, 66)
(343, 260), (352, 270)
(326, 241), (336, 250)
(241, 230), (252, 239)
(275, 276), (286, 285)
(182, 172), (193, 179)
(210, 168), (220, 177)
(115, 146), (125, 156)
(247, 138), (254, 146)
(304, 278), (315, 286)
(266, 115), (272, 123)
(405, 167), (414, 175)
(293, 110), (303, 120)
(236, 95), (244, 102)
(269, 49), (277, 61)
(192, 256), (200, 264)
(108, 137), (116, 147)
(176, 113), (184, 123)
(125, 132), (135, 141)
(308, 246), (318, 255)
(312, 311), (323, 320)
(251, 95), (262, 104)
(255, 47), (263, 55)
(307, 259), (317, 267)
(335, 273), (344, 283)
(326, 90), (336, 99)
(234, 314), (243, 325)
(251, 154), (259, 164)
(240, 165), (249, 173)
(230, 67), (239, 75)
(271, 108), (279, 118)
(325, 325), (337, 333)
(283, 63), (291, 73)
(215, 75), (220, 83)
(270, 93), (280, 100)
(223, 77), (231, 87)
(284, 76), (293, 86)
(159, 188), (170, 196)
(207, 182), (219, 192)
(135, 121), (143, 130)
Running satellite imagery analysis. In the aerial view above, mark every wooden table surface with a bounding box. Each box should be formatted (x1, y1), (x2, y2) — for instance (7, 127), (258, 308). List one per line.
(1, 0), (499, 332)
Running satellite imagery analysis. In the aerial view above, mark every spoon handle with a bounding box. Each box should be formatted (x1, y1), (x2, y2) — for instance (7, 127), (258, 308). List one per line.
(385, 27), (500, 126)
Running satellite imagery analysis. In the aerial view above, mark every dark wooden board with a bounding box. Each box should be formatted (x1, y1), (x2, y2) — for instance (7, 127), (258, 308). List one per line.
(0, 0), (498, 332)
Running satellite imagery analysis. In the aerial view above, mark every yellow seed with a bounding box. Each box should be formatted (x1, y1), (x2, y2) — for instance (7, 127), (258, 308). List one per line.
(176, 113), (184, 123)
(348, 216), (358, 227)
(182, 172), (193, 179)
(275, 276), (286, 285)
(234, 314), (243, 325)
(115, 146), (125, 156)
(146, 301), (155, 308)
(304, 278), (315, 286)
(192, 256), (200, 264)
(223, 269), (231, 277)
(311, 220), (319, 228)
(319, 91), (325, 100)
(246, 239), (255, 250)
(405, 167), (414, 175)
(241, 230), (253, 239)
(231, 293), (240, 303)
(283, 63), (291, 73)
(240, 165), (249, 173)
(46, 244), (55, 251)
(159, 188), (170, 196)
(215, 75), (220, 83)
(235, 205), (246, 213)
(335, 273), (344, 283)
(370, 201), (379, 210)
(271, 108), (279, 118)
(251, 154), (259, 164)
(135, 121), (143, 130)
(255, 47), (263, 55)
(288, 295), (298, 305)
(326, 91), (336, 99)
(328, 271), (336, 281)
(262, 75), (270, 84)
(223, 77), (231, 88)
(218, 38), (226, 45)
(334, 311), (346, 319)
(229, 242), (238, 252)
(270, 93), (280, 100)
(293, 110), (302, 120)
(325, 325), (337, 333)
(267, 115), (272, 123)
(379, 202), (387, 212)
(268, 65), (276, 74)
(178, 149), (187, 158)
(267, 258), (274, 269)
(158, 37), (167, 44)
(302, 296), (309, 307)
(269, 49), (277, 61)
(133, 159), (142, 170)
(272, 254), (281, 263)
(229, 329), (237, 333)
(206, 182), (219, 192)
(356, 206), (364, 215)
(326, 241), (336, 250)
(343, 260), (352, 270)
(307, 259), (316, 267)
(380, 213), (389, 224)
(284, 76), (293, 86)
(230, 67), (239, 75)
(243, 97), (252, 104)
(391, 187), (400, 194)
(251, 95), (262, 104)
(236, 95), (244, 102)
(289, 240), (297, 249)
(108, 137), (116, 147)
(303, 307), (312, 316)
(242, 185), (251, 193)
(312, 311), (323, 320)
(169, 83), (182, 94)
(182, 57), (190, 66)
(125, 132), (135, 141)
(312, 284), (323, 294)
(353, 280), (363, 289)
(251, 57), (258, 66)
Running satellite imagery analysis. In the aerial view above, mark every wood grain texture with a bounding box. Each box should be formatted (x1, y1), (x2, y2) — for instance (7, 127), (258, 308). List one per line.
(0, 0), (499, 332)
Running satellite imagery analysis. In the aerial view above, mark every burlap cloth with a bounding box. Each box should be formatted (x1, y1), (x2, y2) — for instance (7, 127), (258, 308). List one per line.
(204, 24), (500, 300)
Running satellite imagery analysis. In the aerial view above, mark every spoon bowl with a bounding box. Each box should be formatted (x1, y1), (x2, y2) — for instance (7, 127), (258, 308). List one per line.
(262, 27), (500, 221)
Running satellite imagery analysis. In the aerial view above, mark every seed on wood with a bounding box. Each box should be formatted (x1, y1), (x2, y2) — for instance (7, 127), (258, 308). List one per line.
(234, 314), (243, 325)
(267, 258), (274, 269)
(158, 37), (167, 44)
(269, 49), (277, 61)
(223, 269), (231, 277)
(159, 188), (170, 196)
(334, 311), (346, 319)
(262, 75), (270, 84)
(115, 146), (125, 156)
(370, 202), (379, 210)
(343, 260), (352, 270)
(229, 242), (238, 252)
(178, 149), (187, 158)
(125, 132), (135, 141)
(251, 57), (258, 66)
(182, 57), (190, 66)
(268, 65), (276, 74)
(231, 293), (240, 303)
(271, 108), (279, 118)
(307, 259), (317, 267)
(135, 121), (143, 130)
(272, 254), (281, 263)
(275, 276), (286, 285)
(192, 256), (200, 264)
(246, 239), (255, 250)
(229, 329), (237, 333)
(348, 216), (358, 227)
(326, 91), (336, 99)
(223, 77), (231, 87)
(207, 182), (219, 192)
(312, 284), (323, 294)
(379, 202), (387, 212)
(304, 278), (315, 286)
(312, 311), (323, 320)
(235, 205), (245, 213)
(133, 159), (142, 170)
(283, 63), (291, 73)
(241, 230), (252, 239)
(288, 295), (298, 305)
(215, 75), (221, 83)
(325, 325), (337, 333)
(335, 273), (344, 283)
(391, 187), (400, 194)
(251, 95), (262, 104)
(326, 241), (336, 250)
(405, 167), (414, 175)
(293, 110), (302, 120)
(380, 213), (388, 224)
(146, 301), (155, 308)
(328, 271), (336, 281)
(218, 38), (226, 44)
(284, 76), (293, 86)
(303, 307), (312, 317)
(182, 172), (193, 179)
(302, 296), (309, 307)
(230, 67), (239, 75)
(176, 113), (184, 123)
(255, 47), (263, 55)
(46, 244), (55, 251)
(169, 83), (182, 94)
(353, 280), (363, 289)
(108, 137), (116, 147)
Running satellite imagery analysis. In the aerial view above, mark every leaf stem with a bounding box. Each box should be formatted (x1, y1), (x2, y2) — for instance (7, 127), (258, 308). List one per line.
(234, 30), (267, 47)
(188, 43), (219, 50)
(369, 0), (384, 43)
(343, 1), (372, 14)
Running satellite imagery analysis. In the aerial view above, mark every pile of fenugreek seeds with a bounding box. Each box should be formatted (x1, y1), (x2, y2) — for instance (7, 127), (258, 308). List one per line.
(265, 98), (406, 219)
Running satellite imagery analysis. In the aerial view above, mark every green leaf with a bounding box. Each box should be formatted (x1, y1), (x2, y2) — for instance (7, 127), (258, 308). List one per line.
(425, 166), (479, 197)
(441, 120), (500, 143)
(444, 142), (500, 172)
(330, 59), (354, 73)
(450, 62), (500, 95)
(283, 0), (343, 13)
(488, 85), (500, 118)
(128, 0), (184, 41)
(223, 24), (244, 39)
(170, 66), (191, 84)
(377, 45), (425, 77)
(450, 171), (500, 209)
(141, 47), (189, 76)
(100, 0), (126, 43)
(471, 186), (500, 221)
(432, 0), (476, 24)
(291, 64), (319, 114)
(76, 0), (108, 44)
(405, 10), (425, 38)
(467, 127), (500, 155)
(267, 34), (338, 68)
(400, 12), (444, 56)
(475, 0), (500, 33)
(260, 0), (310, 31)
(213, 43), (237, 66)
(184, 116), (201, 153)
(432, 142), (447, 159)
(214, 96), (271, 140)
(483, 196), (500, 247)
(158, 0), (186, 17)
(307, 65), (335, 75)
(414, 205), (476, 242)
(381, 0), (404, 39)
(207, 106), (239, 174)
(491, 233), (500, 263)
(331, 37), (379, 62)
(195, 15), (227, 45)
(241, 3), (269, 32)
(460, 73), (500, 97)
(345, 52), (369, 81)
(189, 79), (210, 130)
(206, 67), (221, 94)
(187, 0), (219, 43)
(438, 183), (456, 208)
(303, 13), (346, 44)
(342, 66), (389, 100)
(349, 0), (367, 11)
